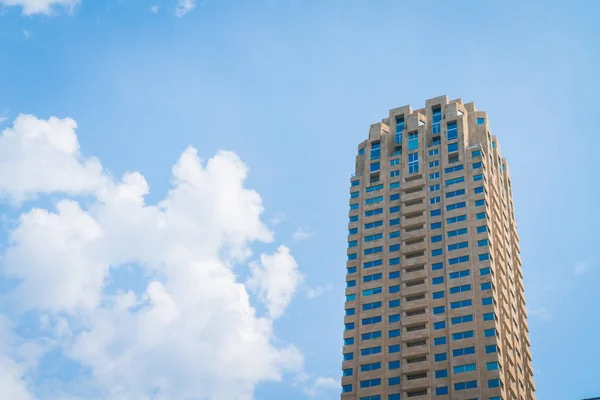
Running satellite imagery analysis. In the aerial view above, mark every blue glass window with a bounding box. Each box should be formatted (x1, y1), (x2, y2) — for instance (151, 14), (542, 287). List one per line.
(389, 299), (400, 308)
(430, 184), (441, 192)
(365, 208), (383, 217)
(433, 306), (445, 314)
(346, 294), (356, 301)
(361, 346), (382, 356)
(345, 308), (355, 316)
(432, 249), (443, 257)
(445, 176), (464, 186)
(432, 276), (444, 285)
(362, 301), (382, 311)
(348, 253), (357, 261)
(349, 203), (359, 211)
(488, 379), (501, 388)
(365, 233), (383, 242)
(370, 162), (380, 172)
(454, 380), (477, 391)
(472, 149), (481, 157)
(347, 266), (356, 274)
(433, 321), (446, 330)
(473, 162), (482, 169)
(474, 186), (484, 194)
(390, 182), (400, 189)
(484, 328), (496, 337)
(446, 201), (466, 211)
(362, 287), (382, 296)
(435, 369), (448, 379)
(432, 262), (444, 271)
(389, 257), (400, 265)
(449, 284), (471, 294)
(431, 222), (442, 229)
(480, 267), (491, 276)
(389, 329), (400, 338)
(344, 322), (354, 330)
(434, 353), (447, 362)
(343, 368), (353, 376)
(363, 246), (383, 255)
(430, 196), (441, 204)
(389, 344), (400, 353)
(434, 337), (447, 346)
(349, 215), (358, 223)
(389, 271), (400, 279)
(483, 312), (495, 321)
(482, 297), (493, 306)
(389, 360), (400, 370)
(453, 346), (475, 356)
(451, 315), (473, 325)
(361, 331), (382, 340)
(446, 189), (465, 198)
(408, 132), (419, 150)
(449, 269), (470, 279)
(473, 174), (484, 181)
(476, 225), (487, 233)
(431, 235), (442, 243)
(365, 220), (383, 229)
(447, 122), (458, 140)
(445, 164), (463, 174)
(366, 195), (383, 205)
(342, 384), (352, 393)
(479, 253), (490, 261)
(364, 259), (382, 269)
(447, 214), (467, 224)
(485, 345), (498, 354)
(390, 218), (400, 226)
(389, 285), (400, 293)
(433, 291), (445, 299)
(450, 299), (472, 309)
(408, 152), (419, 173)
(429, 172), (440, 179)
(360, 362), (381, 372)
(448, 228), (468, 237)
(451, 330), (474, 340)
(363, 273), (382, 283)
(388, 377), (400, 386)
(435, 386), (449, 396)
(448, 142), (459, 153)
(429, 148), (439, 156)
(366, 184), (384, 193)
(477, 118), (485, 125)
(389, 231), (400, 239)
(390, 206), (400, 213)
(360, 378), (381, 388)
(343, 353), (354, 361)
(487, 361), (499, 370)
(447, 241), (468, 251)
(481, 282), (493, 290)
(429, 160), (440, 168)
(349, 227), (358, 235)
(431, 209), (441, 217)
(475, 199), (485, 207)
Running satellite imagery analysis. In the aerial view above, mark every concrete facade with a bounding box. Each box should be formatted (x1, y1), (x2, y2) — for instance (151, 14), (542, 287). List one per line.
(341, 96), (535, 400)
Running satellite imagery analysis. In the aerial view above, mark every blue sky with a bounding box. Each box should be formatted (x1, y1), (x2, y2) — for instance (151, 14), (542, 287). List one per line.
(0, 0), (599, 399)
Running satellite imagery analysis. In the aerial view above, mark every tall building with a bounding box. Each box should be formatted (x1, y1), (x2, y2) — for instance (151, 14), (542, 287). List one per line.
(341, 96), (535, 400)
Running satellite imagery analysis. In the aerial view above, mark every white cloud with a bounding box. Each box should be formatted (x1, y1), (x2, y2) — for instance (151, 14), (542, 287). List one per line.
(292, 227), (313, 241)
(0, 0), (79, 15)
(574, 258), (595, 276)
(150, 4), (158, 13)
(0, 114), (304, 399)
(248, 245), (303, 319)
(175, 0), (195, 17)
(0, 114), (107, 204)
(294, 373), (339, 398)
(22, 29), (31, 38)
(268, 210), (285, 226)
(305, 284), (332, 299)
(0, 116), (7, 124)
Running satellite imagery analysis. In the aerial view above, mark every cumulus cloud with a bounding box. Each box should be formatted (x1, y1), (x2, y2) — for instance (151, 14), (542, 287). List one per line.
(175, 0), (195, 17)
(0, 114), (106, 203)
(0, 0), (79, 15)
(0, 114), (304, 399)
(248, 246), (302, 319)
(294, 372), (339, 399)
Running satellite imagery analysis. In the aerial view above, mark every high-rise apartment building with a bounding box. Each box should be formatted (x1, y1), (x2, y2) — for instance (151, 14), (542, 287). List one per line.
(341, 96), (535, 400)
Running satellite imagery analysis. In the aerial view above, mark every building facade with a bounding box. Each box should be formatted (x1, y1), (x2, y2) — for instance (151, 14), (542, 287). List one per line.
(341, 96), (535, 400)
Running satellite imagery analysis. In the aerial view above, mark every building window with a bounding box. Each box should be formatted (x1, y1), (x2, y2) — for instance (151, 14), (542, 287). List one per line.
(342, 368), (353, 376)
(390, 182), (400, 189)
(344, 322), (354, 330)
(450, 299), (472, 309)
(432, 262), (443, 270)
(447, 122), (458, 140)
(453, 363), (476, 374)
(451, 330), (474, 340)
(389, 344), (400, 353)
(435, 369), (448, 378)
(430, 184), (441, 192)
(429, 160), (440, 168)
(444, 164), (463, 174)
(388, 377), (401, 386)
(449, 284), (471, 294)
(395, 116), (404, 144)
(362, 301), (382, 311)
(483, 312), (495, 321)
(476, 225), (487, 233)
(485, 345), (498, 354)
(433, 321), (446, 330)
(452, 346), (475, 356)
(408, 152), (419, 173)
(446, 188), (465, 198)
(448, 227), (468, 237)
(448, 142), (459, 153)
(429, 148), (439, 156)
(366, 184), (384, 193)
(345, 308), (355, 316)
(362, 287), (382, 296)
(347, 266), (356, 274)
(434, 337), (447, 346)
(432, 107), (442, 134)
(430, 196), (441, 204)
(370, 162), (380, 172)
(445, 176), (464, 186)
(473, 161), (482, 169)
(360, 362), (381, 372)
(432, 291), (445, 299)
(390, 170), (400, 178)
(431, 222), (442, 230)
(343, 352), (354, 361)
(432, 276), (444, 285)
(486, 361), (499, 371)
(477, 117), (485, 125)
(451, 315), (473, 325)
(389, 299), (400, 308)
(448, 241), (468, 251)
(364, 259), (382, 269)
(370, 142), (380, 160)
(408, 132), (419, 150)
(434, 353), (447, 362)
(433, 306), (445, 314)
(482, 297), (493, 306)
(389, 361), (400, 370)
(361, 346), (382, 356)
(435, 387), (448, 396)
(361, 331), (381, 340)
(446, 201), (466, 211)
(430, 209), (441, 217)
(454, 380), (477, 391)
(488, 379), (501, 388)
(342, 384), (352, 393)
